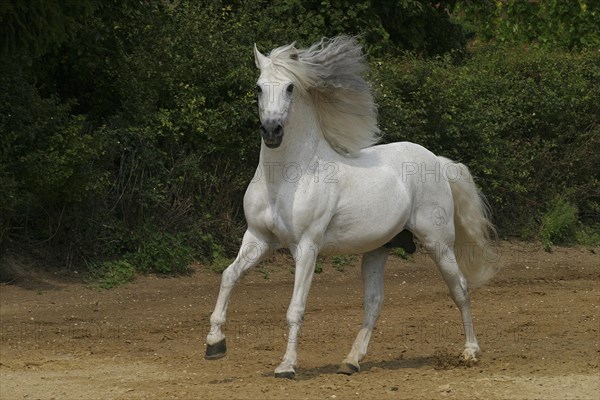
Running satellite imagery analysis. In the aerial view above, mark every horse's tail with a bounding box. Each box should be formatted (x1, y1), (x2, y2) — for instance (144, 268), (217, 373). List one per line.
(439, 157), (500, 289)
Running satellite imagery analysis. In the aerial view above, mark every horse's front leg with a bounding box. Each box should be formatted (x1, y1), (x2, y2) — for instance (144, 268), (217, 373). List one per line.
(274, 240), (319, 379)
(338, 247), (388, 375)
(205, 230), (273, 359)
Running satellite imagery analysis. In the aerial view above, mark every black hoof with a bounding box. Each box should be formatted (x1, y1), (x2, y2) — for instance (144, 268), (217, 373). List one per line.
(205, 339), (227, 360)
(274, 371), (296, 380)
(337, 363), (359, 375)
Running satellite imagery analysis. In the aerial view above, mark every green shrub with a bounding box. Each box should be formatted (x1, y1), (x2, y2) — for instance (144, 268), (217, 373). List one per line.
(87, 260), (136, 289)
(0, 59), (107, 245)
(209, 255), (234, 274)
(540, 197), (579, 252)
(125, 230), (194, 275)
(575, 224), (600, 247)
(454, 1), (600, 50)
(2, 1), (599, 277)
(85, 228), (194, 287)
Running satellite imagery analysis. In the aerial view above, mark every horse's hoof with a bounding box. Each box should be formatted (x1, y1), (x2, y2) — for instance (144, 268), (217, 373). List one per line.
(462, 345), (480, 363)
(337, 362), (359, 375)
(274, 371), (296, 380)
(205, 339), (227, 360)
(462, 353), (479, 365)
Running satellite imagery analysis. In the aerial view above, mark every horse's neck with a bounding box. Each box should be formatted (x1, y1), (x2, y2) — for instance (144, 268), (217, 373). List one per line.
(259, 96), (328, 169)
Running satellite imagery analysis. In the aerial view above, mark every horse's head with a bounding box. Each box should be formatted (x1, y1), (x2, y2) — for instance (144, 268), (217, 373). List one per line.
(253, 37), (379, 155)
(254, 44), (299, 149)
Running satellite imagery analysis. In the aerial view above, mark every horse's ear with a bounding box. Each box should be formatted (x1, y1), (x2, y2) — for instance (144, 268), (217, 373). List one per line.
(254, 43), (268, 69)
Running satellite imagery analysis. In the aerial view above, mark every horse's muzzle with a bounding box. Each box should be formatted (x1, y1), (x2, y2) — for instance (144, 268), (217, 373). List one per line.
(260, 121), (284, 148)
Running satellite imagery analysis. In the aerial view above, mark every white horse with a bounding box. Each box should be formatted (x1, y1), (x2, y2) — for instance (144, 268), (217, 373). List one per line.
(205, 36), (499, 379)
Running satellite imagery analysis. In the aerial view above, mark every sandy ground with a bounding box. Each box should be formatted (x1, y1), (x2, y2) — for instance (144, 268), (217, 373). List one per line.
(0, 241), (598, 399)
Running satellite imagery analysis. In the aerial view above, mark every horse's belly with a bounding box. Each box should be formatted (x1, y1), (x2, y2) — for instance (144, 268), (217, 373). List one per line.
(322, 217), (406, 254)
(322, 184), (411, 255)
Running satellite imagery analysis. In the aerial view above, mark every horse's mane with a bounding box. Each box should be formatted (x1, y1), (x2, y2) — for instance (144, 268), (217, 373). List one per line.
(267, 36), (379, 156)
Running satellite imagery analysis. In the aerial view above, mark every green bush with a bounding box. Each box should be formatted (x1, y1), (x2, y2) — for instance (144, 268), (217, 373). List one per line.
(87, 260), (136, 289)
(125, 229), (194, 275)
(209, 255), (235, 274)
(0, 58), (107, 245)
(86, 228), (194, 287)
(454, 1), (600, 49)
(540, 197), (579, 252)
(2, 1), (599, 279)
(575, 224), (600, 248)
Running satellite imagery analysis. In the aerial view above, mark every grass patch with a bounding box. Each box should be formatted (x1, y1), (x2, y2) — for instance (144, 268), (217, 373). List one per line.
(314, 259), (324, 274)
(87, 260), (136, 289)
(330, 255), (356, 272)
(391, 247), (412, 260)
(258, 265), (271, 280)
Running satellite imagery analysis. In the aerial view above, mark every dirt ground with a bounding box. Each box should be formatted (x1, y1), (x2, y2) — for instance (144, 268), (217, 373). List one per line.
(1, 241), (598, 400)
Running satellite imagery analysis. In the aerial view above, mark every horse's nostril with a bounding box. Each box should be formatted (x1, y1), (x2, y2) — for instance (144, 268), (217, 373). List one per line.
(260, 122), (283, 136)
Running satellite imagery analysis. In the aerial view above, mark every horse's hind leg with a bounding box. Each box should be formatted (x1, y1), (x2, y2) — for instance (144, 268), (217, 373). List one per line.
(338, 247), (388, 375)
(430, 242), (480, 361)
(417, 225), (480, 362)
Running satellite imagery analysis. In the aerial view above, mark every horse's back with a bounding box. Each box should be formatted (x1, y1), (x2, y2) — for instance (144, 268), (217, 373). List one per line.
(360, 141), (450, 192)
(362, 141), (440, 171)
(359, 141), (456, 236)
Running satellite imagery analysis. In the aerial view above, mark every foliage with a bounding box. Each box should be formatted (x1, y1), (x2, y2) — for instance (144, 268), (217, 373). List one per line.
(0, 0), (99, 56)
(85, 227), (193, 287)
(0, 0), (598, 282)
(258, 265), (271, 280)
(540, 197), (579, 252)
(330, 255), (356, 272)
(209, 255), (235, 274)
(216, 0), (465, 57)
(125, 229), (194, 275)
(0, 0), (467, 271)
(391, 247), (412, 260)
(575, 224), (600, 248)
(454, 0), (600, 49)
(87, 260), (136, 289)
(314, 260), (324, 274)
(368, 0), (466, 56)
(0, 57), (107, 246)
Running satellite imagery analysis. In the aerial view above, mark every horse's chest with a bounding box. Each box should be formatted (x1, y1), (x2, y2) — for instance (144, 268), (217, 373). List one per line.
(263, 204), (292, 241)
(268, 199), (316, 242)
(267, 190), (320, 241)
(245, 178), (333, 245)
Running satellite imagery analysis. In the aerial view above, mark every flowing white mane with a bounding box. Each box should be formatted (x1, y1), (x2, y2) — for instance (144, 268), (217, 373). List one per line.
(267, 36), (380, 156)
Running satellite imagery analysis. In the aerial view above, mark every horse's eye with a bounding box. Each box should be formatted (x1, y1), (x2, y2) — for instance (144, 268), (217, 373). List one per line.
(255, 85), (262, 94)
(286, 84), (295, 94)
